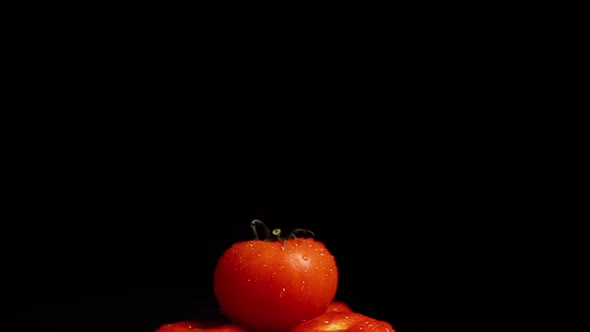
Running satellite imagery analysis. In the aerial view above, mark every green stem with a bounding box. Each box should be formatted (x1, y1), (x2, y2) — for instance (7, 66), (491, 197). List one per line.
(250, 219), (270, 240)
(250, 220), (315, 247)
(289, 228), (315, 239)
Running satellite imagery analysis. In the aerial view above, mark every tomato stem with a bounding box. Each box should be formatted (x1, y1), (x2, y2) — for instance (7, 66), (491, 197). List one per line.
(271, 228), (287, 249)
(250, 219), (315, 244)
(250, 219), (270, 240)
(289, 228), (315, 239)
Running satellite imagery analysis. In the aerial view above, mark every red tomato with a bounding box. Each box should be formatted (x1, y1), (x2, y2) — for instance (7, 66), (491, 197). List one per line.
(213, 228), (338, 332)
(325, 301), (353, 313)
(292, 312), (395, 332)
(154, 321), (248, 332)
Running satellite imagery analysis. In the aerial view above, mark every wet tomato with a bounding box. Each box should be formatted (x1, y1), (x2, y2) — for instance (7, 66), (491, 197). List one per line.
(213, 220), (339, 331)
(325, 301), (353, 313)
(154, 321), (248, 332)
(292, 312), (395, 332)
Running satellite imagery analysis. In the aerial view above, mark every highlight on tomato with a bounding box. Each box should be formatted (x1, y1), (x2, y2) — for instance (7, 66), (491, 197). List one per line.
(154, 321), (248, 332)
(325, 301), (353, 313)
(292, 312), (396, 332)
(213, 220), (339, 332)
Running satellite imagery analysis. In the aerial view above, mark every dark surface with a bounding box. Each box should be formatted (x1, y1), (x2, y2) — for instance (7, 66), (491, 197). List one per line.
(35, 3), (488, 332)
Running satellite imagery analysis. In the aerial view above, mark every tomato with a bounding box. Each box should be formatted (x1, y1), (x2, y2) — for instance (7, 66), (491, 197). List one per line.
(292, 312), (395, 332)
(325, 301), (353, 313)
(213, 221), (339, 332)
(154, 321), (248, 332)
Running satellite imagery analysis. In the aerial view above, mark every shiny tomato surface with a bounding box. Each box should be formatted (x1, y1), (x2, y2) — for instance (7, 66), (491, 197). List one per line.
(155, 321), (248, 332)
(325, 301), (353, 313)
(214, 237), (338, 331)
(292, 312), (395, 332)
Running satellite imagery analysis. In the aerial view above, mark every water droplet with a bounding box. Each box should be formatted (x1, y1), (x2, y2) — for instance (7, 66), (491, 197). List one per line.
(324, 320), (330, 324)
(299, 280), (305, 293)
(279, 287), (286, 298)
(302, 254), (308, 261)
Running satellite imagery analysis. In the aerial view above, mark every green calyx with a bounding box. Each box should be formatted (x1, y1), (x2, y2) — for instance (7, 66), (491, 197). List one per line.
(250, 219), (315, 248)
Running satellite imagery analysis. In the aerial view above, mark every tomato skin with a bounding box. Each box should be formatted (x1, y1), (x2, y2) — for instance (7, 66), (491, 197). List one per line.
(292, 312), (395, 332)
(154, 321), (248, 332)
(213, 237), (338, 332)
(325, 301), (353, 313)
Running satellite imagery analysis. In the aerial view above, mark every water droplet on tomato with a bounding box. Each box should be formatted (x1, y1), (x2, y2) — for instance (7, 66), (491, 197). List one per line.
(279, 287), (286, 298)
(299, 281), (305, 293)
(302, 254), (308, 261)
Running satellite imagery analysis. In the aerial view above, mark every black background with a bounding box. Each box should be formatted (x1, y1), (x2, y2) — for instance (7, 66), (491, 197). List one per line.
(36, 2), (488, 332)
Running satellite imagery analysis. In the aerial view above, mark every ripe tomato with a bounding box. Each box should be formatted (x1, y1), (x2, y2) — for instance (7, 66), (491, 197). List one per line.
(213, 221), (339, 332)
(292, 312), (395, 332)
(154, 321), (248, 332)
(325, 301), (353, 313)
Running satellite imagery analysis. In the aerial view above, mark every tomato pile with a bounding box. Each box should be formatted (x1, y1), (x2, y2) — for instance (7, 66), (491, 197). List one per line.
(155, 220), (395, 332)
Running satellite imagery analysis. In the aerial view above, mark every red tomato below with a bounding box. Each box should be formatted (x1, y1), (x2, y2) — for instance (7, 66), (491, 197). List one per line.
(154, 321), (248, 332)
(325, 301), (353, 313)
(154, 303), (394, 332)
(292, 312), (395, 332)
